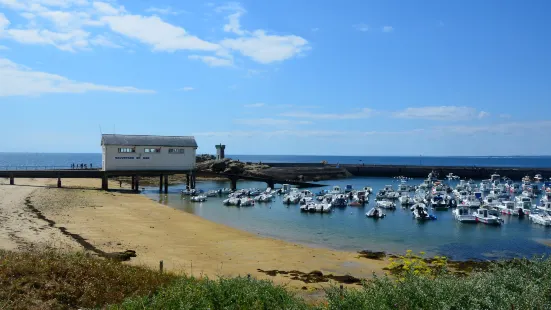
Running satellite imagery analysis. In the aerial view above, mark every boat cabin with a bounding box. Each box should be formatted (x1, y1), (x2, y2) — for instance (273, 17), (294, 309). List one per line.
(332, 186), (342, 193)
(490, 174), (501, 182)
(457, 207), (470, 216)
(384, 185), (394, 191)
(477, 209), (489, 217)
(345, 184), (353, 192)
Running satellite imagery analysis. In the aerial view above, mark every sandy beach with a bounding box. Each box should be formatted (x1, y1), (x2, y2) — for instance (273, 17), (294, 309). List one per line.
(0, 178), (387, 293)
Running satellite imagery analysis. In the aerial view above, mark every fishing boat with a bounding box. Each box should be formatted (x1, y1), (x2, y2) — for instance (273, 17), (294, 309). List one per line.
(331, 194), (348, 208)
(366, 207), (385, 218)
(537, 202), (551, 212)
(473, 208), (502, 225)
(411, 203), (437, 220)
(529, 211), (551, 226)
(453, 207), (477, 223)
(461, 195), (481, 209)
(282, 193), (300, 205)
(430, 194), (448, 210)
(497, 201), (516, 215)
(479, 180), (492, 193)
(490, 173), (501, 183)
(363, 187), (373, 194)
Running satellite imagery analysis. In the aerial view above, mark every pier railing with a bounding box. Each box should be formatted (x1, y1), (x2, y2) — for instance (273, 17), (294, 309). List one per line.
(0, 166), (99, 171)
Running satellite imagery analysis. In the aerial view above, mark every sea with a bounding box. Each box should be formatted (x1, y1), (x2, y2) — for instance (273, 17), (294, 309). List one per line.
(1, 152), (551, 260)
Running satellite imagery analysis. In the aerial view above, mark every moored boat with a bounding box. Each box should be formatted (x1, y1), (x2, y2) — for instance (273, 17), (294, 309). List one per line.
(473, 208), (502, 225)
(366, 207), (385, 218)
(453, 207), (477, 223)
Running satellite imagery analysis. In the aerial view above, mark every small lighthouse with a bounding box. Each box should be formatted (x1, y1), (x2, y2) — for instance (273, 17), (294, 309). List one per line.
(215, 144), (226, 160)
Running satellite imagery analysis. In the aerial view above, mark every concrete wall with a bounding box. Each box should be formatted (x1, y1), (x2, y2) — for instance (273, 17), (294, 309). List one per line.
(102, 145), (196, 171)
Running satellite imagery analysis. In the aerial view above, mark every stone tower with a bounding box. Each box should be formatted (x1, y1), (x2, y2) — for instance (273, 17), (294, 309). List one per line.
(215, 144), (226, 160)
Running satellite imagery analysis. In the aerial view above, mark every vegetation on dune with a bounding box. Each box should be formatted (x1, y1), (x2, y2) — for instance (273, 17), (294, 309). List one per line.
(0, 249), (176, 310)
(1, 248), (550, 309)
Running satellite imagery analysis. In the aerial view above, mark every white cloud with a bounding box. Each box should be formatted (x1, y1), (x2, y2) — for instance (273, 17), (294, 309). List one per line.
(0, 57), (154, 96)
(478, 111), (489, 119)
(438, 121), (551, 136)
(234, 118), (312, 126)
(354, 23), (369, 32)
(280, 108), (374, 120)
(7, 28), (90, 51)
(188, 54), (233, 67)
(180, 86), (194, 91)
(92, 1), (124, 15)
(194, 129), (423, 138)
(0, 12), (10, 30)
(102, 14), (219, 52)
(0, 45), (8, 49)
(90, 34), (121, 48)
(244, 102), (265, 108)
(145, 7), (184, 16)
(220, 30), (309, 64)
(393, 106), (484, 121)
(382, 26), (393, 32)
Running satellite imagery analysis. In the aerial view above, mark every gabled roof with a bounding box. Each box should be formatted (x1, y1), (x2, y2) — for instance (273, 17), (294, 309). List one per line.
(101, 134), (198, 148)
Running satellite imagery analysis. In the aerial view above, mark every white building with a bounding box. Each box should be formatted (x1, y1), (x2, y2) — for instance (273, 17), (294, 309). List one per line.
(101, 134), (197, 171)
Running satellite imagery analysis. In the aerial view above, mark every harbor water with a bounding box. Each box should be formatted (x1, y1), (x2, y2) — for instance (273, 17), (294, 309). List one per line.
(144, 177), (551, 261)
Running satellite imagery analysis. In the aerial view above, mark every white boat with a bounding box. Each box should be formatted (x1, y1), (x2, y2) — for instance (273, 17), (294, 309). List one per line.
(529, 211), (551, 226)
(331, 194), (348, 208)
(299, 197), (314, 205)
(282, 193), (300, 205)
(321, 202), (333, 213)
(239, 198), (254, 207)
(366, 207), (385, 218)
(419, 179), (432, 190)
(300, 204), (309, 212)
(490, 173), (501, 182)
(483, 196), (499, 208)
(411, 203), (436, 220)
(363, 186), (373, 194)
(514, 199), (532, 216)
(497, 201), (516, 215)
(453, 207), (477, 223)
(205, 190), (218, 197)
(540, 192), (551, 204)
(191, 195), (207, 202)
(330, 186), (342, 195)
(307, 203), (317, 213)
(376, 200), (396, 209)
(254, 194), (274, 202)
(473, 208), (502, 225)
(480, 180), (491, 193)
(537, 201), (551, 212)
(534, 174), (543, 183)
(461, 195), (481, 208)
(430, 194), (448, 210)
(398, 194), (414, 206)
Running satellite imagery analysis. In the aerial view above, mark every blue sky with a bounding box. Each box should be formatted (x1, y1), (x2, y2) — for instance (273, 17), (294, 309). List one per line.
(1, 0), (550, 156)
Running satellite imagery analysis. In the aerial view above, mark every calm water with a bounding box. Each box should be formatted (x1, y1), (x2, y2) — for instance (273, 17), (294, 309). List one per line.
(144, 177), (551, 261)
(1, 153), (551, 168)
(2, 152), (550, 260)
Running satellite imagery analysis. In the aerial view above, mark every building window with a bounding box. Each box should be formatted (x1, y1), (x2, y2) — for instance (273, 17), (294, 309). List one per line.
(118, 147), (135, 153)
(144, 148), (160, 153)
(169, 148), (185, 154)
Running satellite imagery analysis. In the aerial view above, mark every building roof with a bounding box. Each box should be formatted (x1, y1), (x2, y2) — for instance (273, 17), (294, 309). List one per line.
(101, 134), (198, 148)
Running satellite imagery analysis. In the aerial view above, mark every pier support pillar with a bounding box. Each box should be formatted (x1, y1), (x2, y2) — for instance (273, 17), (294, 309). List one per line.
(101, 176), (109, 190)
(266, 180), (275, 189)
(190, 172), (196, 189)
(134, 176), (140, 192)
(186, 174), (190, 188)
(131, 176), (136, 191)
(9, 175), (14, 185)
(164, 175), (169, 194)
(159, 175), (163, 192)
(57, 177), (61, 188)
(230, 177), (237, 191)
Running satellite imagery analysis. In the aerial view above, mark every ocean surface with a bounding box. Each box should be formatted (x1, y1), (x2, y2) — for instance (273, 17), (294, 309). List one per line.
(1, 153), (551, 168)
(144, 177), (551, 261)
(1, 152), (551, 260)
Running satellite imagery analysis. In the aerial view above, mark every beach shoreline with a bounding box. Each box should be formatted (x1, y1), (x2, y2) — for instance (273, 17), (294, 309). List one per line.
(0, 178), (387, 294)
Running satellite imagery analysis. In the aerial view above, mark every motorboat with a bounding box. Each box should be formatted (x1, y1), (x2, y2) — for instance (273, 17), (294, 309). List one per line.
(537, 202), (551, 212)
(430, 194), (448, 210)
(461, 195), (481, 209)
(363, 187), (373, 194)
(223, 197), (241, 206)
(300, 190), (314, 198)
(514, 199), (532, 215)
(529, 211), (551, 226)
(300, 204), (309, 212)
(239, 198), (254, 207)
(480, 180), (491, 193)
(419, 179), (432, 190)
(453, 207), (477, 223)
(320, 201), (333, 213)
(497, 201), (516, 215)
(483, 196), (499, 208)
(541, 192), (551, 204)
(299, 197), (314, 205)
(307, 202), (317, 213)
(205, 190), (218, 197)
(366, 207), (385, 218)
(411, 203), (436, 220)
(344, 184), (354, 193)
(446, 196), (458, 208)
(331, 194), (348, 208)
(376, 200), (396, 209)
(330, 186), (343, 195)
(254, 194), (274, 203)
(191, 195), (207, 202)
(398, 194), (414, 206)
(534, 174), (543, 183)
(473, 208), (502, 225)
(397, 183), (409, 194)
(282, 193), (300, 205)
(490, 173), (501, 183)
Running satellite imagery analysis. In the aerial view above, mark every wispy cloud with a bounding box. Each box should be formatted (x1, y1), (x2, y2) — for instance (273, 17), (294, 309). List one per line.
(194, 128), (424, 138)
(145, 7), (186, 16)
(437, 120), (551, 135)
(180, 86), (194, 91)
(478, 111), (490, 119)
(382, 26), (393, 32)
(234, 118), (312, 126)
(244, 102), (265, 108)
(393, 106), (484, 121)
(281, 108), (374, 120)
(0, 45), (8, 50)
(90, 34), (122, 48)
(188, 55), (233, 67)
(0, 57), (154, 96)
(354, 23), (369, 32)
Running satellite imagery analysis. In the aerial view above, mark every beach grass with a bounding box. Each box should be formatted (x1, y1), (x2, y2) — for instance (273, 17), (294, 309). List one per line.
(1, 248), (550, 309)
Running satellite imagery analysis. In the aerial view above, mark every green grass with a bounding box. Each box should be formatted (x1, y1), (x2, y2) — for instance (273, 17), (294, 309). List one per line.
(1, 248), (550, 309)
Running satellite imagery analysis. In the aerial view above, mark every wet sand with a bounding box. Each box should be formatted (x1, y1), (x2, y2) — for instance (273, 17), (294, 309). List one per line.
(0, 178), (387, 292)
